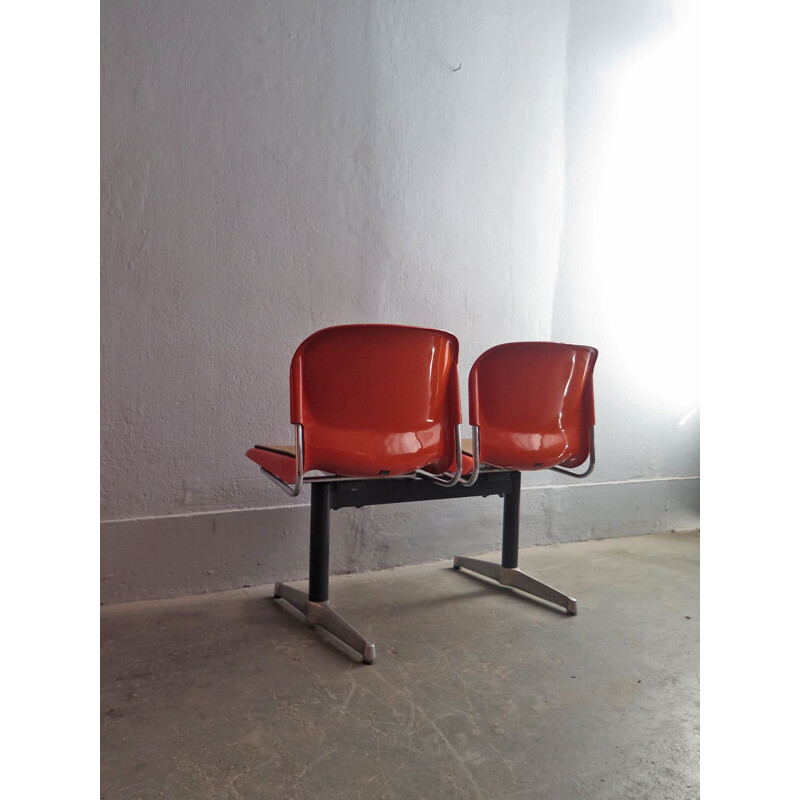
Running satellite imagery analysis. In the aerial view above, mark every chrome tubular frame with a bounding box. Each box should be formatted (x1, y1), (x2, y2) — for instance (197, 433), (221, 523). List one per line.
(260, 423), (305, 497)
(551, 426), (596, 479)
(415, 426), (463, 487)
(458, 425), (481, 487)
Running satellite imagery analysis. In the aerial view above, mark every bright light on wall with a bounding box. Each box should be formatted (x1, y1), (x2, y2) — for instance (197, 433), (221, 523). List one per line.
(588, 3), (698, 423)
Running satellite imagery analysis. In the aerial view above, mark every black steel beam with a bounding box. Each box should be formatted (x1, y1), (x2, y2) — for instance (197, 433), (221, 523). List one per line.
(501, 470), (521, 569)
(308, 482), (331, 602)
(328, 470), (518, 510)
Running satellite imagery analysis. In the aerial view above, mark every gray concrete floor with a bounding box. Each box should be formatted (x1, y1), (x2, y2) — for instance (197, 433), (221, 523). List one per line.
(101, 531), (699, 800)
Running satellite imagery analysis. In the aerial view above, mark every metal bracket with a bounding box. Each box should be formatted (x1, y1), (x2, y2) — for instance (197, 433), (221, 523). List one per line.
(274, 583), (377, 664)
(453, 556), (577, 615)
(551, 426), (596, 479)
(458, 425), (481, 487)
(260, 424), (305, 496)
(415, 426), (463, 487)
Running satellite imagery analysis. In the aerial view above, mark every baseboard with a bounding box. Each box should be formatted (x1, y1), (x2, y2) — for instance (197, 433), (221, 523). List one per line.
(101, 476), (699, 604)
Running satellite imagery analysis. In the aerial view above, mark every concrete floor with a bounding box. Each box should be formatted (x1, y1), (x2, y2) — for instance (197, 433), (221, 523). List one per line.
(101, 531), (699, 800)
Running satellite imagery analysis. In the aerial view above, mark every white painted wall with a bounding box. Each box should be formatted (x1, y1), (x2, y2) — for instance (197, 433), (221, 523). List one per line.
(101, 0), (698, 602)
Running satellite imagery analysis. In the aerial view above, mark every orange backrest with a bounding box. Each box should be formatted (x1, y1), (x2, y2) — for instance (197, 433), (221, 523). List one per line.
(290, 325), (462, 477)
(469, 342), (598, 471)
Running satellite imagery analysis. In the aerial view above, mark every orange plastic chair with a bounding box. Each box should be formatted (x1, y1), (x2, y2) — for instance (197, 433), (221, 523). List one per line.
(453, 342), (598, 613)
(465, 341), (597, 477)
(246, 324), (466, 492)
(246, 324), (466, 663)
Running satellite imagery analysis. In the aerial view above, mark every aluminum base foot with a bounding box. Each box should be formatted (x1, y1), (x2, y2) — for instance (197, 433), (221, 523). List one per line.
(453, 556), (577, 615)
(274, 582), (377, 664)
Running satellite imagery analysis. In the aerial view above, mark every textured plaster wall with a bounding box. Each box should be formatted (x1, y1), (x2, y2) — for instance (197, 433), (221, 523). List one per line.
(101, 0), (698, 602)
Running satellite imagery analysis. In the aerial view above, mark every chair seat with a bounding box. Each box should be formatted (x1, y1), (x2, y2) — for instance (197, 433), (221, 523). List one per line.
(478, 430), (574, 471)
(246, 445), (298, 484)
(246, 442), (475, 481)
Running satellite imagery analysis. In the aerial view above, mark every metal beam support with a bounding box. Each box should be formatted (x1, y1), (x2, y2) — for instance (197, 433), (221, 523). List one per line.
(501, 470), (521, 570)
(274, 467), (578, 666)
(308, 482), (331, 603)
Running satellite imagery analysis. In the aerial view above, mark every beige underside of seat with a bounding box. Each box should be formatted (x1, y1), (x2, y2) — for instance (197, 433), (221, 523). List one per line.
(253, 444), (296, 456)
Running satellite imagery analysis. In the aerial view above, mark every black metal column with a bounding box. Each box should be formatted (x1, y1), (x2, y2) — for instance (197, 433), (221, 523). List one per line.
(501, 471), (521, 569)
(308, 482), (331, 603)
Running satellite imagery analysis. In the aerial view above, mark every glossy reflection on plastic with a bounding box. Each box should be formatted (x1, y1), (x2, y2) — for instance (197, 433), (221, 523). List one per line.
(291, 325), (462, 478)
(469, 342), (598, 472)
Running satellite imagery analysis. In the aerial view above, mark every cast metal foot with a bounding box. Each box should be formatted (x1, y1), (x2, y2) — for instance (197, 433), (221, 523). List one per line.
(274, 582), (377, 664)
(452, 556), (577, 615)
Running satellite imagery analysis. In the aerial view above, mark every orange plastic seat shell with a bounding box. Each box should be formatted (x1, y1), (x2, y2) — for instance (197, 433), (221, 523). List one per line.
(288, 324), (463, 478)
(469, 342), (598, 472)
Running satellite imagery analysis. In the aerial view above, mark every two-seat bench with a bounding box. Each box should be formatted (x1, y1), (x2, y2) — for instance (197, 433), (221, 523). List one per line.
(247, 324), (597, 664)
